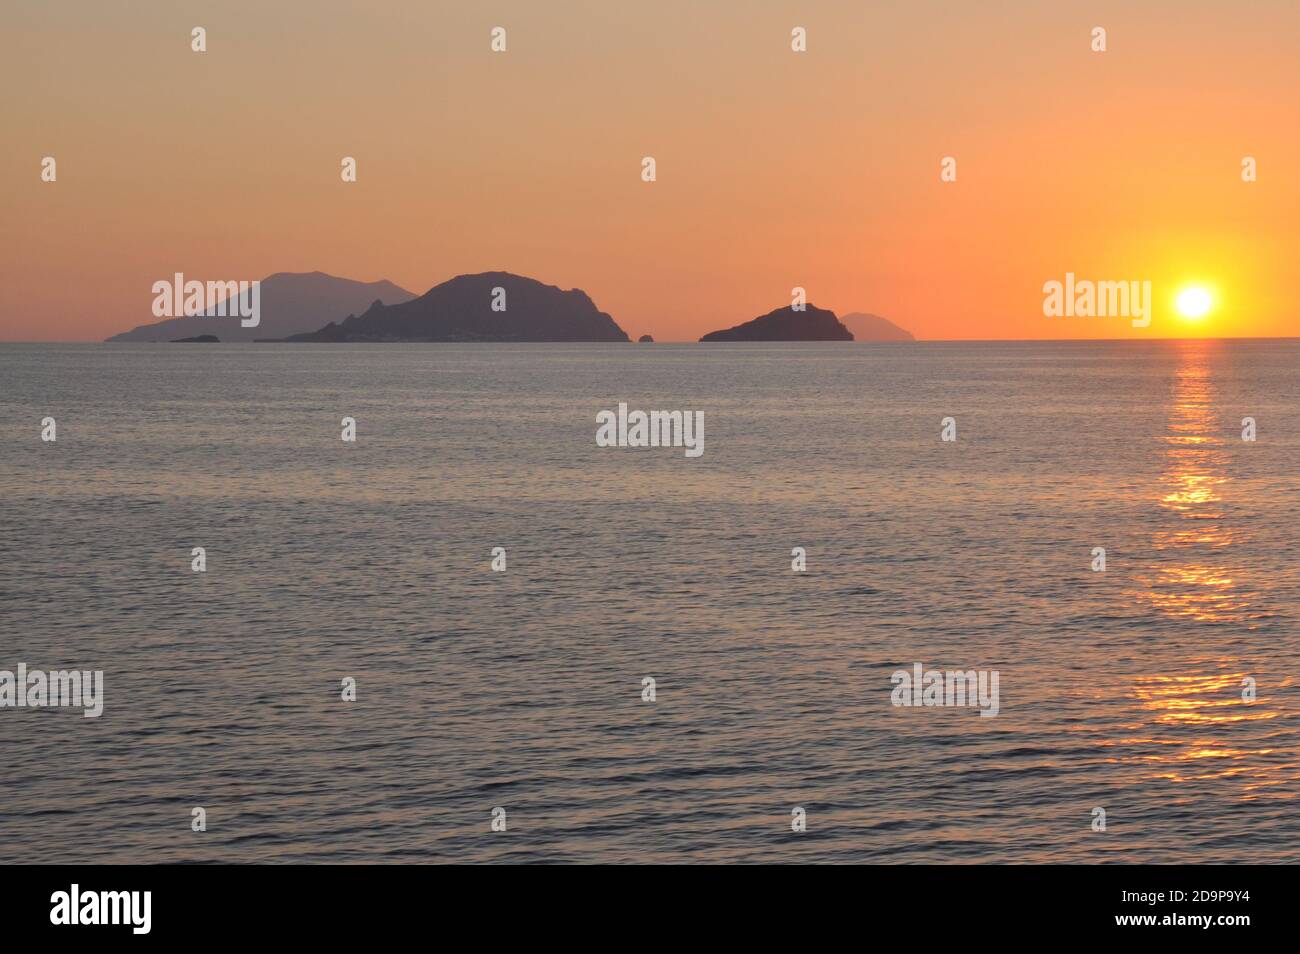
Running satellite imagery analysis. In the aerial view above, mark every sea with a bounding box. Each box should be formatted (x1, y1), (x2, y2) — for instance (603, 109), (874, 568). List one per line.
(1, 339), (1296, 863)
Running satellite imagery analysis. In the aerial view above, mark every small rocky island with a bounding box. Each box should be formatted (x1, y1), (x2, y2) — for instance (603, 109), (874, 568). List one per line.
(638, 334), (654, 343)
(699, 305), (853, 341)
(283, 272), (629, 342)
(170, 334), (220, 343)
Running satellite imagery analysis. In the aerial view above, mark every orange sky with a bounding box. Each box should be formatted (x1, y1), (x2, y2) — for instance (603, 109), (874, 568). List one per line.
(3, 0), (1297, 341)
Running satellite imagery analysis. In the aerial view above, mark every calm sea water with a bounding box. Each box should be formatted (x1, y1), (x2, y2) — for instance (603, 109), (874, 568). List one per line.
(1, 340), (1297, 863)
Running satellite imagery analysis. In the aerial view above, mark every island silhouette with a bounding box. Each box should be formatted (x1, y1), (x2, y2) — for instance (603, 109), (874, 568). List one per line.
(699, 304), (853, 341)
(106, 272), (416, 342)
(283, 272), (628, 342)
(839, 312), (914, 342)
(105, 270), (913, 343)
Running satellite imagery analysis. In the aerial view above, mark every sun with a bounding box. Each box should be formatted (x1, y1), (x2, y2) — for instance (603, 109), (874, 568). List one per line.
(1175, 286), (1213, 320)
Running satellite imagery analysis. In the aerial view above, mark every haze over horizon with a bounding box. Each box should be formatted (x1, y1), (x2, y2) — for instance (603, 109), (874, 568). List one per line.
(4, 0), (1298, 342)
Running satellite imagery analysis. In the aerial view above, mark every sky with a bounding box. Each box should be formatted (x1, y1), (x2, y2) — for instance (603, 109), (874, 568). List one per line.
(3, 0), (1298, 341)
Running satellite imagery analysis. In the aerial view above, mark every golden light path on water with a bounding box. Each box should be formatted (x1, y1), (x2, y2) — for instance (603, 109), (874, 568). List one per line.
(1145, 343), (1244, 622)
(1118, 343), (1292, 799)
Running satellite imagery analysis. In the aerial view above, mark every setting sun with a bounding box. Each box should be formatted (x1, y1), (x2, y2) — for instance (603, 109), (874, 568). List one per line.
(1176, 286), (1214, 320)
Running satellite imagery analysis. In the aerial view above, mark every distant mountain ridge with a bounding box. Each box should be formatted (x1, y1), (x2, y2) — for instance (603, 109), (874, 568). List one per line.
(700, 304), (853, 341)
(839, 312), (914, 341)
(106, 272), (416, 342)
(284, 272), (629, 342)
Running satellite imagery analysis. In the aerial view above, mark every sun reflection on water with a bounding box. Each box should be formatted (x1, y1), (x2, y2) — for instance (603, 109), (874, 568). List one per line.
(1116, 345), (1293, 799)
(1139, 345), (1256, 624)
(1119, 670), (1293, 796)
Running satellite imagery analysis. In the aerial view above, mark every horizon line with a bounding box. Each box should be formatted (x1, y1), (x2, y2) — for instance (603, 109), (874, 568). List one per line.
(5, 335), (1299, 345)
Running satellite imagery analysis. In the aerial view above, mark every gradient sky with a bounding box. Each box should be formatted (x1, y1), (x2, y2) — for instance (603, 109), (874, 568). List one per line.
(3, 0), (1298, 341)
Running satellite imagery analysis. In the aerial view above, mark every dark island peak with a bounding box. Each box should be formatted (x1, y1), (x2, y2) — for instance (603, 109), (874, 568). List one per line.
(699, 304), (853, 342)
(285, 271), (629, 342)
